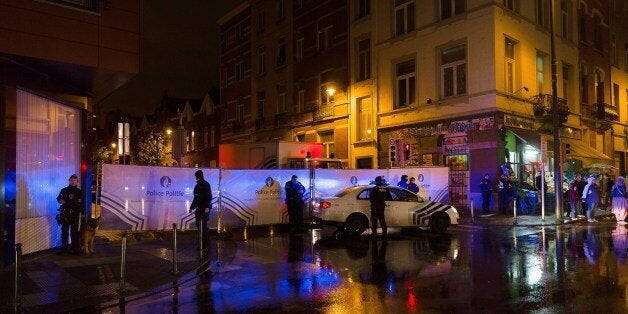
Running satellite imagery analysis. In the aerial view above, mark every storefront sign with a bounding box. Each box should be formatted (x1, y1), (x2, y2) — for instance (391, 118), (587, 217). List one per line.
(503, 114), (535, 130)
(540, 135), (548, 162)
(395, 117), (494, 137)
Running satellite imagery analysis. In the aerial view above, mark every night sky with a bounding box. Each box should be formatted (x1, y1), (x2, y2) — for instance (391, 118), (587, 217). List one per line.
(99, 0), (241, 117)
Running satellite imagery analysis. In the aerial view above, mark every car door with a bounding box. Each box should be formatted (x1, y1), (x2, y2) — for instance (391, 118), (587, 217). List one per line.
(387, 187), (423, 226)
(357, 187), (395, 224)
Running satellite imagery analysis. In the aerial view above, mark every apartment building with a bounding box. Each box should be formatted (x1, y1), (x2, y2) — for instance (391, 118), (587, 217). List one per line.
(0, 0), (139, 258)
(608, 0), (628, 174)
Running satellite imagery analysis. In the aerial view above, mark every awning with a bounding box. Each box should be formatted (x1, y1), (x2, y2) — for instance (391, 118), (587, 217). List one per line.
(561, 138), (611, 162)
(507, 127), (541, 148)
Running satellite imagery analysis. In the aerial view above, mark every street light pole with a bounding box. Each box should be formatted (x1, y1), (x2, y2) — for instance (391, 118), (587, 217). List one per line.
(550, 0), (563, 223)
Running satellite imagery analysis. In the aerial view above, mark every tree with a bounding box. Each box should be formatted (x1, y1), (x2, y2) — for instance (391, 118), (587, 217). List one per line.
(93, 146), (114, 164)
(134, 127), (167, 166)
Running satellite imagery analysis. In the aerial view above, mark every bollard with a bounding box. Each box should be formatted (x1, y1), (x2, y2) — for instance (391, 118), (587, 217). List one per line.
(513, 198), (518, 225)
(14, 243), (22, 313)
(172, 223), (179, 275)
(118, 232), (128, 294)
(198, 222), (203, 259)
(470, 198), (475, 224)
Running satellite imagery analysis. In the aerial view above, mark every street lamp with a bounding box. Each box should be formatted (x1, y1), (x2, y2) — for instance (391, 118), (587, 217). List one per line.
(110, 143), (117, 164)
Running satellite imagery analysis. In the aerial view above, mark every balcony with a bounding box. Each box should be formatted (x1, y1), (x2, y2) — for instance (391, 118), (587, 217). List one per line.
(255, 118), (266, 130)
(275, 112), (288, 127)
(232, 120), (245, 133)
(313, 105), (334, 121)
(530, 94), (569, 125)
(596, 103), (619, 121)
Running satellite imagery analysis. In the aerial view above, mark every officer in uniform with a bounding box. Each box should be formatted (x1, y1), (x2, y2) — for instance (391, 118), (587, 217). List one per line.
(480, 173), (493, 213)
(190, 170), (212, 247)
(57, 174), (84, 254)
(370, 176), (391, 237)
(285, 175), (306, 233)
(498, 172), (513, 215)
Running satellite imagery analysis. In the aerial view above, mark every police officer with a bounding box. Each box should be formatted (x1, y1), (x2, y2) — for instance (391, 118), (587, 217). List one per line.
(397, 175), (409, 189)
(498, 172), (513, 215)
(190, 170), (212, 247)
(370, 176), (391, 237)
(285, 175), (306, 233)
(480, 173), (492, 213)
(57, 174), (84, 254)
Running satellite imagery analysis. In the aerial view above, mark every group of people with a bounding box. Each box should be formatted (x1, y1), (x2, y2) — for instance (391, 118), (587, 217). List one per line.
(479, 170), (627, 224)
(396, 174), (419, 194)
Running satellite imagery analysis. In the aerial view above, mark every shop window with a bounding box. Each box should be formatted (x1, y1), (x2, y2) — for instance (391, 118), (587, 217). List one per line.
(318, 131), (335, 158)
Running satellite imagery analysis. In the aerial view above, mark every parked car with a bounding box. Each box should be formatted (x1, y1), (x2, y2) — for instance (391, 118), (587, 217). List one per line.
(311, 185), (459, 235)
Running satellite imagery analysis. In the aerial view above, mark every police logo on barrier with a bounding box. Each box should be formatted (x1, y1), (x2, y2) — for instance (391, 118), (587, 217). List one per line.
(350, 176), (358, 186)
(160, 176), (172, 188)
(418, 174), (424, 182)
(265, 177), (275, 187)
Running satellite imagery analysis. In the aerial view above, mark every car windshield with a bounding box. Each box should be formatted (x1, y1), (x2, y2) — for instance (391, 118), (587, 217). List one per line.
(332, 186), (364, 197)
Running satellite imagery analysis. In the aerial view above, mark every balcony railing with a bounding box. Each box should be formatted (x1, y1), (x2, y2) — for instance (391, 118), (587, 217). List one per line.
(596, 103), (619, 121)
(255, 118), (266, 130)
(232, 120), (245, 133)
(530, 94), (569, 124)
(313, 105), (334, 121)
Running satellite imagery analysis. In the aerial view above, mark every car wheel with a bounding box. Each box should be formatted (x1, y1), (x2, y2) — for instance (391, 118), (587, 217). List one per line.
(344, 213), (368, 236)
(429, 212), (450, 233)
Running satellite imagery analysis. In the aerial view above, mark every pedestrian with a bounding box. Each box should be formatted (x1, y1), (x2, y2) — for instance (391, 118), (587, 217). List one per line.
(370, 176), (391, 237)
(582, 177), (600, 223)
(190, 170), (212, 247)
(567, 178), (582, 220)
(480, 173), (492, 213)
(498, 172), (513, 215)
(285, 174), (306, 233)
(407, 177), (419, 194)
(572, 173), (586, 218)
(397, 174), (408, 189)
(56, 174), (84, 255)
(610, 176), (627, 224)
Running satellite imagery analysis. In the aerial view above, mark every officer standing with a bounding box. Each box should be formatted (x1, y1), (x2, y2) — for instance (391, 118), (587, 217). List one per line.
(56, 174), (84, 254)
(190, 170), (212, 247)
(498, 172), (513, 215)
(397, 175), (409, 189)
(480, 173), (492, 213)
(370, 176), (391, 237)
(285, 175), (306, 233)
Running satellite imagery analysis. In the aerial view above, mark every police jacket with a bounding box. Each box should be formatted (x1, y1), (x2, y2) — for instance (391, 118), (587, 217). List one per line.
(498, 177), (512, 193)
(369, 185), (391, 210)
(191, 179), (212, 213)
(57, 185), (84, 214)
(285, 180), (306, 203)
(480, 178), (492, 193)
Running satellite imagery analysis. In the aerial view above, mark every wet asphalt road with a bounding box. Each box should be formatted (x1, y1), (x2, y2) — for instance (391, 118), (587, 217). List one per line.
(109, 223), (628, 313)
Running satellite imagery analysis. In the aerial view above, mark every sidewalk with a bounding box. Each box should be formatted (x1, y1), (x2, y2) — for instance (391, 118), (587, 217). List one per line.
(0, 230), (204, 313)
(458, 208), (616, 227)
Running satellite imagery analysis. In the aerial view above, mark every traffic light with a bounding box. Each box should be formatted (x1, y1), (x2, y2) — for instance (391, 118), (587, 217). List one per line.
(403, 143), (411, 161)
(562, 143), (571, 156)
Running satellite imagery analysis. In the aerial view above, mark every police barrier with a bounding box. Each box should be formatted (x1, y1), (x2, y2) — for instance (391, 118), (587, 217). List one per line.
(100, 164), (449, 231)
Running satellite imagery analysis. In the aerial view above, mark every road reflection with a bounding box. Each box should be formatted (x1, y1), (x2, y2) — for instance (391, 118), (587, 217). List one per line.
(117, 224), (627, 313)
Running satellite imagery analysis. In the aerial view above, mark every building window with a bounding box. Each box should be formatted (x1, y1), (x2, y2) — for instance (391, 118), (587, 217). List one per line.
(504, 0), (518, 12)
(395, 0), (415, 36)
(203, 127), (209, 149)
(441, 0), (465, 20)
(611, 33), (617, 66)
(358, 0), (371, 18)
(258, 92), (266, 118)
(317, 23), (332, 52)
(258, 46), (266, 75)
(580, 63), (588, 103)
(221, 107), (228, 124)
(357, 97), (373, 140)
(613, 83), (619, 107)
(441, 44), (466, 98)
(560, 0), (571, 40)
(536, 52), (546, 94)
(579, 4), (586, 43)
(277, 85), (286, 113)
(562, 63), (572, 105)
(190, 131), (196, 152)
(210, 126), (215, 148)
(237, 104), (244, 122)
(593, 15), (602, 50)
(297, 89), (305, 112)
(536, 0), (550, 29)
(318, 131), (335, 158)
(235, 23), (243, 40)
(395, 59), (415, 108)
(221, 67), (227, 87)
(505, 38), (517, 94)
(320, 82), (335, 105)
(358, 38), (371, 81)
(235, 62), (244, 81)
(296, 37), (304, 61)
(277, 0), (285, 20)
(258, 11), (265, 32)
(277, 37), (286, 66)
(595, 68), (604, 104)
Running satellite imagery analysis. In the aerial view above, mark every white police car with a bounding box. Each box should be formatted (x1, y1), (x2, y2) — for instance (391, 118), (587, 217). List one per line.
(311, 185), (459, 235)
